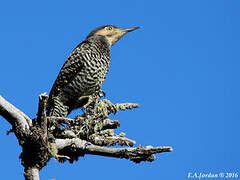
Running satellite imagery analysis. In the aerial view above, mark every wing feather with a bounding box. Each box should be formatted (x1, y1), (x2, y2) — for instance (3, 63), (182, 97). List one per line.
(48, 41), (89, 100)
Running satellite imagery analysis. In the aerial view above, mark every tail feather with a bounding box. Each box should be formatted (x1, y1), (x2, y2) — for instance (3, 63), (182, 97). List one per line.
(47, 98), (69, 117)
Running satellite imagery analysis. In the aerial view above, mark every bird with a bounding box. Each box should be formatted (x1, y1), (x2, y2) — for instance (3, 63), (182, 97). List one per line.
(47, 25), (139, 118)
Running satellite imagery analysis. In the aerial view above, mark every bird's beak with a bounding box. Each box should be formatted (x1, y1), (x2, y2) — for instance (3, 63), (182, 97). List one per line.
(119, 27), (140, 33)
(108, 26), (140, 46)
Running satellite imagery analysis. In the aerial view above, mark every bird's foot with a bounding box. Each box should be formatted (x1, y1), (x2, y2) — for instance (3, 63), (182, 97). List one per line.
(96, 89), (106, 98)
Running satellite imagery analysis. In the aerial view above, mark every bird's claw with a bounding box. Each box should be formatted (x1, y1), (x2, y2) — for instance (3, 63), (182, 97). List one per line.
(96, 90), (106, 98)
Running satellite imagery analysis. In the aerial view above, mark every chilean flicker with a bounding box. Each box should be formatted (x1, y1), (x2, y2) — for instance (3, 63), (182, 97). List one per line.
(47, 25), (139, 117)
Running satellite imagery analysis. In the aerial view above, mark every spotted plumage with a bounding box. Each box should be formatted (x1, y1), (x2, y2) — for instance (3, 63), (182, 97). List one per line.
(47, 25), (139, 117)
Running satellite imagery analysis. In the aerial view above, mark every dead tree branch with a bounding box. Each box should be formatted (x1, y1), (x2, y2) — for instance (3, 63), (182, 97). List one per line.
(0, 92), (172, 179)
(56, 138), (172, 163)
(0, 95), (31, 136)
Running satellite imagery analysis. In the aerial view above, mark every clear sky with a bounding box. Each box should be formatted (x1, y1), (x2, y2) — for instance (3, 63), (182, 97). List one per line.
(0, 0), (239, 179)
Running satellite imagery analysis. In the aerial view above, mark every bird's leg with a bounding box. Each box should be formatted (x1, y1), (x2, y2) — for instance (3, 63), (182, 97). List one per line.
(82, 95), (94, 109)
(76, 95), (92, 112)
(79, 90), (106, 109)
(78, 90), (106, 114)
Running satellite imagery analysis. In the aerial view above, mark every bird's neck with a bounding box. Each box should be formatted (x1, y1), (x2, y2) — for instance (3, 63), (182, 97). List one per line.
(87, 35), (111, 50)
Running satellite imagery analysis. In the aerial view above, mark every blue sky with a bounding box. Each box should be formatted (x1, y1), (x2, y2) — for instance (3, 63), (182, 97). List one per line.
(0, 0), (240, 179)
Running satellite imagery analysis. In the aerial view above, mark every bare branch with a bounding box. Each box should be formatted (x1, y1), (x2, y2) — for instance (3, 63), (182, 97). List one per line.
(56, 138), (172, 163)
(47, 116), (74, 125)
(0, 95), (31, 134)
(36, 93), (48, 139)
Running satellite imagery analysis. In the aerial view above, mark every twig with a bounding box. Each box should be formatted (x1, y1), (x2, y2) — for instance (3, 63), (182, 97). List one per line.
(102, 119), (120, 130)
(115, 103), (139, 111)
(90, 134), (136, 146)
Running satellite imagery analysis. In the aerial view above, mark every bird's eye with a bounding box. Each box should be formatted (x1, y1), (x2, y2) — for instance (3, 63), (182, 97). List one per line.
(106, 26), (113, 31)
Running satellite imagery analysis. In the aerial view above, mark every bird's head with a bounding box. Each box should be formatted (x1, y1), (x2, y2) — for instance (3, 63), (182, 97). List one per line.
(86, 25), (140, 46)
